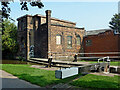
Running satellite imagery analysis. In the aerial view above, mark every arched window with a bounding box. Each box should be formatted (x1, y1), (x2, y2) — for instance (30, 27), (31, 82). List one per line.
(76, 36), (81, 45)
(56, 34), (61, 45)
(67, 36), (72, 48)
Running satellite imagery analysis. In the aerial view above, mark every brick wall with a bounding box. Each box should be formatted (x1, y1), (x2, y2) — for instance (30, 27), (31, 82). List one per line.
(17, 16), (28, 59)
(83, 30), (120, 57)
(50, 25), (85, 59)
(17, 10), (85, 60)
(33, 16), (48, 58)
(34, 15), (76, 27)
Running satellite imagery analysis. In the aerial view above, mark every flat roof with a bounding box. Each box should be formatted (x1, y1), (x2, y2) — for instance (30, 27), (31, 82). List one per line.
(84, 29), (112, 36)
(17, 14), (32, 21)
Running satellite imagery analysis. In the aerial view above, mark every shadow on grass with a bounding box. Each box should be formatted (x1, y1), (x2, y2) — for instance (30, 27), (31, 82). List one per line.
(17, 73), (82, 87)
(70, 76), (120, 89)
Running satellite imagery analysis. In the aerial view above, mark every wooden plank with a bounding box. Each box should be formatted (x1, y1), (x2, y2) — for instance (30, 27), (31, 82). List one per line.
(28, 60), (48, 65)
(29, 59), (72, 68)
(30, 58), (90, 66)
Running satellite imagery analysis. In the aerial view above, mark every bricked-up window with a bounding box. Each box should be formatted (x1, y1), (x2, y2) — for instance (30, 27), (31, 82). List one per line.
(86, 40), (92, 46)
(21, 18), (26, 30)
(67, 36), (72, 48)
(76, 36), (81, 45)
(56, 34), (61, 45)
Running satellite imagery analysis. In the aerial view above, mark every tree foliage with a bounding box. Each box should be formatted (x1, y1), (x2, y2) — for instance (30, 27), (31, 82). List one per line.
(109, 13), (120, 32)
(1, 1), (44, 59)
(1, 1), (44, 20)
(2, 19), (18, 58)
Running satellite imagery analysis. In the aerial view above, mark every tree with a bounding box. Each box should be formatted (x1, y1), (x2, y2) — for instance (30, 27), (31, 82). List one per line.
(1, 1), (44, 59)
(2, 19), (18, 59)
(109, 13), (120, 33)
(1, 1), (44, 20)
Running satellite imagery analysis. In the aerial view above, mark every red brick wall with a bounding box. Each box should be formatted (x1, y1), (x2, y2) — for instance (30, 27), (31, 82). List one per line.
(83, 30), (120, 57)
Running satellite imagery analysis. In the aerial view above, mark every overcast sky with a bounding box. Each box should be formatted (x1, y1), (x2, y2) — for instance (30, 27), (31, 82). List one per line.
(6, 1), (118, 31)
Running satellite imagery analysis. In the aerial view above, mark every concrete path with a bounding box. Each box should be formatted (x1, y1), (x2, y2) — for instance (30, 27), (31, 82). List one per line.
(0, 70), (41, 88)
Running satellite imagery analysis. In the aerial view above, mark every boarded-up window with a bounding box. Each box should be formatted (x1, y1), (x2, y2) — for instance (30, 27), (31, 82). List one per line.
(56, 34), (61, 45)
(76, 36), (81, 45)
(67, 36), (72, 48)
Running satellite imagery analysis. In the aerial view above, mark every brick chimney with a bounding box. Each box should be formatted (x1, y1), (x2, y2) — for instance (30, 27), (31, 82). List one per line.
(45, 10), (52, 57)
(45, 10), (51, 26)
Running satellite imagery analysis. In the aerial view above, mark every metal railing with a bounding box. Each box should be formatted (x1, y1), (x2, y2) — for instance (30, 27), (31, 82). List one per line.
(97, 56), (110, 63)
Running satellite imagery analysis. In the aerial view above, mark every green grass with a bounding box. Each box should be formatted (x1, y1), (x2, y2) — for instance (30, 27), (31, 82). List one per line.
(79, 60), (120, 66)
(2, 64), (120, 88)
(70, 74), (120, 89)
(2, 64), (81, 87)
(109, 62), (120, 66)
(0, 64), (2, 69)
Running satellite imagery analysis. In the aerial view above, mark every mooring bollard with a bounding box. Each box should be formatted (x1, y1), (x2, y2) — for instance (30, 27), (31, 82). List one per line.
(48, 54), (53, 68)
(73, 54), (78, 62)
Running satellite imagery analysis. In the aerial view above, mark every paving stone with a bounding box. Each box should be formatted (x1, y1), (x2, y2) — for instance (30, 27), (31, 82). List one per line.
(52, 83), (73, 88)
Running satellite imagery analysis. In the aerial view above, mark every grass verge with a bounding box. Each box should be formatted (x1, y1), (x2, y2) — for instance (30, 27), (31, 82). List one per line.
(2, 64), (81, 87)
(79, 60), (120, 66)
(2, 64), (120, 88)
(70, 74), (120, 89)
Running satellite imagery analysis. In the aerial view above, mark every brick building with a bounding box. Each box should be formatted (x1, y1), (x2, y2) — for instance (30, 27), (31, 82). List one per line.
(17, 10), (85, 60)
(83, 29), (120, 58)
